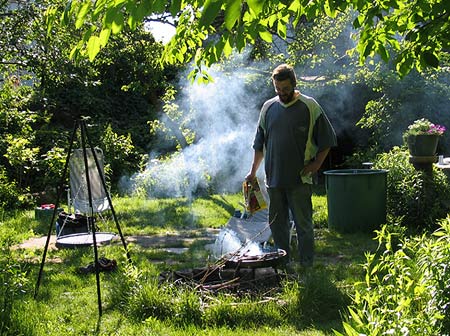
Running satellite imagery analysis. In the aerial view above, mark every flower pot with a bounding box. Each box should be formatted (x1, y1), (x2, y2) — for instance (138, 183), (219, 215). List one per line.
(407, 134), (440, 156)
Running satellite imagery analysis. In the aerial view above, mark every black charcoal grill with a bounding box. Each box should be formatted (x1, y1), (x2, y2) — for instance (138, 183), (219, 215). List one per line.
(223, 248), (287, 269)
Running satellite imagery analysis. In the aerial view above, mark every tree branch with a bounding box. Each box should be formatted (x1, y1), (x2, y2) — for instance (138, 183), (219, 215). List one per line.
(143, 14), (177, 28)
(0, 60), (27, 67)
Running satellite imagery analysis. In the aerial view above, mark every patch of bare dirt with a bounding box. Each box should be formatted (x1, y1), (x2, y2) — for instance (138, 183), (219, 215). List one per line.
(127, 228), (219, 248)
(12, 228), (220, 251)
(12, 235), (58, 251)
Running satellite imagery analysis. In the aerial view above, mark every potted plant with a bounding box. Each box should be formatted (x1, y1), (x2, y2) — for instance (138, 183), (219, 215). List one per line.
(403, 118), (446, 156)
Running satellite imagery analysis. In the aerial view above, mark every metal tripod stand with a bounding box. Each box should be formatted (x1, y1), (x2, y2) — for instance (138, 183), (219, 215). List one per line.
(34, 118), (130, 316)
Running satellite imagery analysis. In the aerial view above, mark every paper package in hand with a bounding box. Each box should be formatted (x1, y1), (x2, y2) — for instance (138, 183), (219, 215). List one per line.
(242, 178), (267, 214)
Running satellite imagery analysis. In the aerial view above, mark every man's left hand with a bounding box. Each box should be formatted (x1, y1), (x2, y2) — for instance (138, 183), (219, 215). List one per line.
(301, 160), (321, 176)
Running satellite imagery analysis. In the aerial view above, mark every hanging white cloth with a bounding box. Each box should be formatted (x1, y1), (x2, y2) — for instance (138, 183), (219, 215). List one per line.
(69, 148), (110, 213)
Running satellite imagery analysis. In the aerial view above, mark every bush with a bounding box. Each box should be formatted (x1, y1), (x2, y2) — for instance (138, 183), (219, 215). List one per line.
(337, 218), (450, 335)
(0, 236), (30, 335)
(356, 66), (450, 154)
(0, 168), (22, 211)
(373, 146), (450, 229)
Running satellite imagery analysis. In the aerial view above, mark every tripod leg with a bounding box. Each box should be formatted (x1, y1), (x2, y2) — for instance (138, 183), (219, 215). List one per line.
(35, 120), (78, 298)
(80, 120), (102, 317)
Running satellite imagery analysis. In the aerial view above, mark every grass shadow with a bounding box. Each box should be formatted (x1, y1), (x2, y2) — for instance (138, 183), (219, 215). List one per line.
(202, 194), (238, 216)
(286, 268), (350, 333)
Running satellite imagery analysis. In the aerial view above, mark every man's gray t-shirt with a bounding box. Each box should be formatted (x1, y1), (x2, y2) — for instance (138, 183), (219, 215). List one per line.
(252, 93), (337, 188)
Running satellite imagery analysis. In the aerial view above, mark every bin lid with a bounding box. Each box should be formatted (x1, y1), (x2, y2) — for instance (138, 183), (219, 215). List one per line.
(323, 169), (388, 175)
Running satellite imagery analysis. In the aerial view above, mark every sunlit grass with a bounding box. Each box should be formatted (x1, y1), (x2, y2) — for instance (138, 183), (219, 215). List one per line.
(103, 193), (242, 236)
(0, 192), (378, 335)
(312, 193), (328, 229)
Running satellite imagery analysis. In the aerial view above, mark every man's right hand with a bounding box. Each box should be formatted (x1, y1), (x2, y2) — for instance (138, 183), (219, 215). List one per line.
(245, 172), (255, 182)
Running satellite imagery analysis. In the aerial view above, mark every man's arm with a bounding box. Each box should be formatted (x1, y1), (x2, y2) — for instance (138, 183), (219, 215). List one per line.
(301, 148), (330, 175)
(246, 150), (264, 181)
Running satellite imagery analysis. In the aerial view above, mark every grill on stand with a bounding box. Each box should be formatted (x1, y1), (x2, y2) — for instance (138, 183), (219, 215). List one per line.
(160, 208), (287, 293)
(209, 208), (287, 289)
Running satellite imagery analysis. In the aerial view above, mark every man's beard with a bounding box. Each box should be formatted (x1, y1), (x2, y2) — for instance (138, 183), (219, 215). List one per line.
(278, 90), (294, 104)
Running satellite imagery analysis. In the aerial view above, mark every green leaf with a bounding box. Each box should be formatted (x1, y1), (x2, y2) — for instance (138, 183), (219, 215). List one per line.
(81, 25), (95, 42)
(104, 6), (118, 28)
(353, 16), (362, 29)
(45, 6), (57, 36)
(75, 1), (91, 29)
(433, 230), (446, 237)
(397, 54), (414, 76)
(199, 0), (223, 28)
(223, 37), (233, 57)
(422, 51), (439, 68)
(214, 40), (225, 60)
(289, 0), (303, 27)
(235, 28), (246, 50)
(355, 0), (366, 10)
(194, 47), (203, 64)
(277, 21), (287, 39)
(304, 3), (319, 20)
(288, 0), (300, 12)
(112, 11), (124, 34)
(61, 1), (72, 26)
(199, 70), (214, 84)
(136, 1), (152, 21)
(153, 0), (166, 13)
(87, 35), (101, 61)
(224, 0), (241, 31)
(267, 13), (277, 27)
(347, 307), (364, 326)
(93, 0), (107, 19)
(188, 68), (199, 83)
(362, 40), (374, 58)
(170, 0), (182, 16)
(127, 13), (138, 30)
(324, 0), (336, 18)
(378, 44), (389, 62)
(258, 29), (272, 43)
(69, 43), (81, 60)
(248, 0), (265, 16)
(342, 321), (361, 336)
(99, 28), (111, 47)
(127, 1), (151, 29)
(370, 262), (380, 276)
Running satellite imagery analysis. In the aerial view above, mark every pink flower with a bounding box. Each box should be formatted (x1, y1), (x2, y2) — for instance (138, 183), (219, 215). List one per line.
(428, 124), (446, 135)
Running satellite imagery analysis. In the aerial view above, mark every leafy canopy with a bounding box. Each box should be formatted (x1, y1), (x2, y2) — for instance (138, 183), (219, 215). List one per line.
(45, 0), (450, 78)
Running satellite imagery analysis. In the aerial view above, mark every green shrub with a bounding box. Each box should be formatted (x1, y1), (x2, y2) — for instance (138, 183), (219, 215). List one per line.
(337, 219), (450, 335)
(0, 237), (30, 335)
(373, 146), (450, 229)
(356, 66), (450, 154)
(0, 168), (22, 210)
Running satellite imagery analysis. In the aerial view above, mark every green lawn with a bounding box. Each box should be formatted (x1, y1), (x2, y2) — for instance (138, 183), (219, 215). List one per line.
(1, 191), (378, 336)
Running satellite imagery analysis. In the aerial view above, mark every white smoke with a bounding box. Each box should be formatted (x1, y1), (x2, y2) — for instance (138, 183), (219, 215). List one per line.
(121, 18), (364, 199)
(122, 63), (270, 198)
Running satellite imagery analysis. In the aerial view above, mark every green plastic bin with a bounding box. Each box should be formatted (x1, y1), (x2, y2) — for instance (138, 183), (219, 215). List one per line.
(324, 169), (388, 233)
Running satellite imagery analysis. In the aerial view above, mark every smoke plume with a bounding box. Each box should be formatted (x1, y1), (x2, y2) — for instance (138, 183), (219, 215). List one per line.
(122, 63), (271, 198)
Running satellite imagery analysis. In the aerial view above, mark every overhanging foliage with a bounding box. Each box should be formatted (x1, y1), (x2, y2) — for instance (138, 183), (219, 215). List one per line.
(49, 0), (449, 79)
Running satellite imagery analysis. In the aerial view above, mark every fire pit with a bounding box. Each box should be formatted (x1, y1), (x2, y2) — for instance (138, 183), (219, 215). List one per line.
(159, 248), (287, 293)
(222, 248), (287, 269)
(159, 209), (288, 293)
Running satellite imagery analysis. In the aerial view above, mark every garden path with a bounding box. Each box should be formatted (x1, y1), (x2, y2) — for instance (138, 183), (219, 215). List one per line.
(13, 228), (220, 252)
